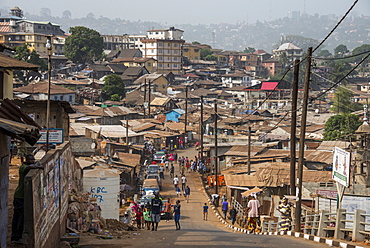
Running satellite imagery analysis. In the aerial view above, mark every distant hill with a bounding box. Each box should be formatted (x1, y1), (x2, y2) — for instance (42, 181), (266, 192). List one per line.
(9, 10), (370, 53)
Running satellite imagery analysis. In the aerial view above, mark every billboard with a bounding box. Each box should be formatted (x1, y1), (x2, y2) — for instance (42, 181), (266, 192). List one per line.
(332, 147), (351, 187)
(37, 128), (64, 144)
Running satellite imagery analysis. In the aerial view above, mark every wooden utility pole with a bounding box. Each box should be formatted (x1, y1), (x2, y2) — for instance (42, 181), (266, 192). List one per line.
(290, 59), (300, 196)
(185, 85), (188, 148)
(247, 126), (251, 175)
(148, 80), (151, 118)
(143, 79), (147, 119)
(200, 95), (204, 161)
(214, 102), (218, 195)
(295, 47), (312, 232)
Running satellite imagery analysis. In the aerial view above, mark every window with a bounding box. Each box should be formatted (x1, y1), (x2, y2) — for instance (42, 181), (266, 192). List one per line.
(184, 48), (189, 52)
(129, 63), (133, 66)
(159, 56), (163, 60)
(54, 96), (58, 100)
(174, 43), (178, 47)
(158, 63), (163, 67)
(195, 56), (198, 60)
(194, 49), (199, 52)
(174, 64), (178, 68)
(69, 95), (72, 102)
(174, 57), (177, 61)
(147, 63), (151, 66)
(159, 49), (163, 53)
(151, 49), (154, 53)
(174, 50), (178, 54)
(60, 95), (64, 101)
(168, 43), (171, 47)
(159, 43), (163, 46)
(167, 64), (170, 68)
(37, 36), (41, 40)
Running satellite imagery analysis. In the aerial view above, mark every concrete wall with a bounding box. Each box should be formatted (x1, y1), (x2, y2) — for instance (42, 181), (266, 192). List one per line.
(24, 142), (82, 248)
(0, 134), (10, 248)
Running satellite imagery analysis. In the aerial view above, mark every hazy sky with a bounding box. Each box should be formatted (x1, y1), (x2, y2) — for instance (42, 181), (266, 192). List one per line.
(1, 0), (369, 24)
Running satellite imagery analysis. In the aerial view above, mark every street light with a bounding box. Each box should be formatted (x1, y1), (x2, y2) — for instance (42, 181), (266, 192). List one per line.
(45, 36), (52, 152)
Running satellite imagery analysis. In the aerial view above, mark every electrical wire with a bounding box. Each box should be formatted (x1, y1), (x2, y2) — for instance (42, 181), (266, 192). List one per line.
(313, 50), (370, 61)
(241, 0), (359, 119)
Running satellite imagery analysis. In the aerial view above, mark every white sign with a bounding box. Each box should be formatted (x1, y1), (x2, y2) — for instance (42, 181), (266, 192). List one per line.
(37, 128), (64, 144)
(332, 147), (351, 187)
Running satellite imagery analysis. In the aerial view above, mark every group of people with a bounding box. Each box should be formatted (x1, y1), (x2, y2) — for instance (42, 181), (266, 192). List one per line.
(178, 155), (207, 174)
(130, 194), (182, 231)
(173, 174), (191, 202)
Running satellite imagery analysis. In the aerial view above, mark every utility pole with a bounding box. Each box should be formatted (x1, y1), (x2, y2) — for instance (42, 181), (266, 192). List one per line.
(126, 116), (129, 152)
(148, 80), (151, 118)
(185, 85), (188, 148)
(143, 79), (147, 119)
(45, 36), (52, 152)
(200, 95), (204, 161)
(214, 102), (218, 195)
(295, 47), (312, 232)
(247, 126), (251, 175)
(290, 59), (300, 196)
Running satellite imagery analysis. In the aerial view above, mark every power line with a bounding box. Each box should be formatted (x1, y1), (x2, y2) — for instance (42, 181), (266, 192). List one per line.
(312, 0), (359, 53)
(242, 0), (359, 119)
(313, 50), (370, 61)
(312, 52), (370, 101)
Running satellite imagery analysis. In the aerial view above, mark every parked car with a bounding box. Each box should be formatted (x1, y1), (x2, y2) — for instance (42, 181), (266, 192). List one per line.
(139, 194), (155, 207)
(146, 164), (159, 175)
(153, 151), (165, 163)
(146, 173), (162, 190)
(142, 178), (160, 195)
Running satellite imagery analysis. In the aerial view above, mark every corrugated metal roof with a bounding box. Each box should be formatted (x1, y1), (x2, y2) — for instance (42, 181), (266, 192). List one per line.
(0, 54), (39, 70)
(85, 125), (139, 137)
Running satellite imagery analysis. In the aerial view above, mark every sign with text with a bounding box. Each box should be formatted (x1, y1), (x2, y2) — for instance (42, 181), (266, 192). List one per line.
(332, 147), (351, 187)
(37, 128), (64, 144)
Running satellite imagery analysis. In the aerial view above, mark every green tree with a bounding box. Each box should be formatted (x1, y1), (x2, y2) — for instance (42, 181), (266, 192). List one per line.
(205, 54), (218, 61)
(64, 26), (104, 64)
(192, 41), (200, 45)
(200, 48), (212, 59)
(13, 44), (47, 82)
(317, 49), (332, 58)
(102, 74), (125, 100)
(328, 61), (354, 83)
(278, 52), (289, 68)
(331, 86), (362, 114)
(334, 44), (349, 58)
(323, 114), (362, 140)
(242, 47), (255, 53)
(110, 94), (121, 101)
(350, 44), (370, 76)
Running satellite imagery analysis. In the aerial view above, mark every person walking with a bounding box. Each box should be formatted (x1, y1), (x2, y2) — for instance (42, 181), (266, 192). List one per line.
(229, 207), (237, 225)
(222, 200), (229, 219)
(159, 165), (165, 179)
(143, 203), (152, 230)
(184, 186), (190, 203)
(135, 207), (143, 229)
(164, 198), (172, 222)
(181, 174), (187, 191)
(11, 154), (43, 244)
(246, 194), (261, 234)
(276, 197), (293, 231)
(203, 203), (209, 221)
(173, 200), (181, 230)
(170, 164), (174, 178)
(175, 186), (181, 197)
(150, 193), (163, 231)
(173, 175), (179, 189)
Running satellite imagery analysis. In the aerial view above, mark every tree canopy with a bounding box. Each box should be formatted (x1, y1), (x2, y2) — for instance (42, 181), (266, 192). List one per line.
(334, 44), (349, 57)
(101, 74), (125, 100)
(242, 47), (255, 53)
(200, 48), (213, 59)
(331, 86), (362, 114)
(64, 26), (104, 64)
(323, 114), (362, 140)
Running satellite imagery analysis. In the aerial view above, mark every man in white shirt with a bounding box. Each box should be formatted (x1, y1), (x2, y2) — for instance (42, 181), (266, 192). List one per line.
(173, 175), (179, 189)
(181, 175), (187, 191)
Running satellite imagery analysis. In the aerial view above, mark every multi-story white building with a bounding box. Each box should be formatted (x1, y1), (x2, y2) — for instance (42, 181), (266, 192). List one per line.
(141, 27), (185, 75)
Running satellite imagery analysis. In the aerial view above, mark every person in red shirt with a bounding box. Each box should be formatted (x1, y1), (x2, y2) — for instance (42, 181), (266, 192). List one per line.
(164, 198), (172, 222)
(135, 207), (143, 229)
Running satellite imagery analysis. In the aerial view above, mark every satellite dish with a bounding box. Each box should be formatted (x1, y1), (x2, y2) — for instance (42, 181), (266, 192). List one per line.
(91, 143), (96, 149)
